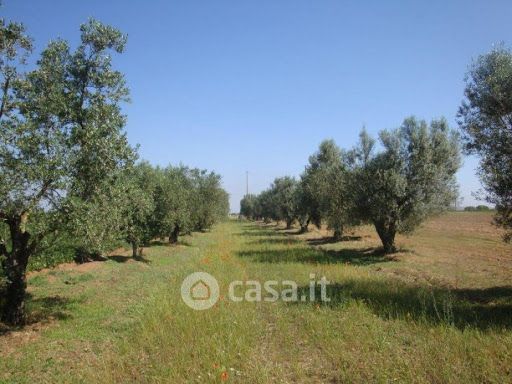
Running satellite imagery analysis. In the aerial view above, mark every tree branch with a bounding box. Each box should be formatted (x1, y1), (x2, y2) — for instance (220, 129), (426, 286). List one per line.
(0, 75), (11, 120)
(22, 179), (54, 217)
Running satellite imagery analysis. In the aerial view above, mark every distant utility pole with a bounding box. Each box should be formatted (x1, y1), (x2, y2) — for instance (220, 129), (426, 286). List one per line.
(246, 171), (249, 196)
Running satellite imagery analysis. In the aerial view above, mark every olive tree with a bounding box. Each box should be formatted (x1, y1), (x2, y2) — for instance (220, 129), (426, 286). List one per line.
(300, 140), (355, 240)
(458, 45), (512, 241)
(292, 180), (313, 233)
(255, 189), (275, 223)
(0, 19), (134, 325)
(240, 194), (257, 219)
(190, 169), (229, 231)
(324, 159), (359, 241)
(0, 20), (33, 324)
(299, 141), (341, 229)
(351, 119), (460, 253)
(153, 166), (194, 244)
(269, 176), (298, 228)
(123, 162), (156, 258)
(62, 21), (135, 261)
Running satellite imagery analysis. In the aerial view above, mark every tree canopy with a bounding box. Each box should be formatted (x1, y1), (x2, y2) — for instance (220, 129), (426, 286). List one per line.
(458, 45), (512, 242)
(350, 118), (460, 252)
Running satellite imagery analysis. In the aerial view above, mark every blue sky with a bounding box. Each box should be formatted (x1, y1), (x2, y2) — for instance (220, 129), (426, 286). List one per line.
(3, 1), (511, 211)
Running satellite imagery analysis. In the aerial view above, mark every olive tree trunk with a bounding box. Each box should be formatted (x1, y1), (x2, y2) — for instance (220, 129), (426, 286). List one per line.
(299, 218), (310, 233)
(333, 226), (343, 241)
(169, 225), (180, 244)
(374, 220), (397, 254)
(1, 215), (32, 326)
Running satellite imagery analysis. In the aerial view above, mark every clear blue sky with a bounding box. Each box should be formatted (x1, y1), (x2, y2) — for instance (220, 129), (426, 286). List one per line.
(3, 1), (511, 211)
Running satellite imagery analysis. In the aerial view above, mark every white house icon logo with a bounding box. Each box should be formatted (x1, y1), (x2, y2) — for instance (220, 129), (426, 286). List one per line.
(191, 279), (211, 300)
(181, 272), (219, 310)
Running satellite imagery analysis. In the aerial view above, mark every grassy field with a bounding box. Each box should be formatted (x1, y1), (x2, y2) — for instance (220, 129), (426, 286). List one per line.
(1, 212), (511, 383)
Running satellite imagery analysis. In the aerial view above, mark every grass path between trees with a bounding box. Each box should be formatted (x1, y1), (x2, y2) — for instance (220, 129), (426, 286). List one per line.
(1, 219), (511, 383)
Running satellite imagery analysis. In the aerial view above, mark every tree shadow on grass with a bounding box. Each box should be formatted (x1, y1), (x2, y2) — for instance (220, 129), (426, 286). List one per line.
(237, 246), (396, 266)
(0, 293), (84, 336)
(149, 239), (192, 247)
(236, 221), (394, 265)
(293, 281), (512, 331)
(149, 240), (167, 246)
(26, 294), (76, 322)
(455, 286), (512, 305)
(241, 220), (512, 330)
(0, 294), (78, 335)
(307, 235), (363, 245)
(107, 255), (151, 264)
(247, 238), (302, 245)
(235, 228), (286, 238)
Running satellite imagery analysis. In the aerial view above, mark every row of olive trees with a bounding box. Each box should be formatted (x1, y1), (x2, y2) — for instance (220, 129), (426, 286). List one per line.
(0, 19), (228, 326)
(125, 163), (229, 257)
(241, 117), (461, 253)
(242, 44), (512, 248)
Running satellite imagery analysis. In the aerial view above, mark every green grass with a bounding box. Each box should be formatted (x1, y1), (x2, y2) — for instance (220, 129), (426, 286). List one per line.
(1, 215), (512, 383)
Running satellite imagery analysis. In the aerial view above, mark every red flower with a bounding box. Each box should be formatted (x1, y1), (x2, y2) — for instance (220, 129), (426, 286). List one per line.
(220, 371), (229, 381)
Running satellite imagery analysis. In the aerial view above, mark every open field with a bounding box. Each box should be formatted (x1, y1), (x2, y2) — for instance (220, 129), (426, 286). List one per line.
(1, 3), (511, 383)
(1, 212), (511, 383)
